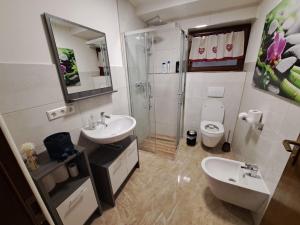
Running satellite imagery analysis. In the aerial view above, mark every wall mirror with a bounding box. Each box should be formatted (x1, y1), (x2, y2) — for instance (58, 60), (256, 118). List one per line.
(44, 13), (114, 102)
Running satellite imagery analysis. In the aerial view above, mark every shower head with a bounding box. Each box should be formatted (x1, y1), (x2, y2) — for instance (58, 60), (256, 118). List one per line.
(145, 15), (166, 26)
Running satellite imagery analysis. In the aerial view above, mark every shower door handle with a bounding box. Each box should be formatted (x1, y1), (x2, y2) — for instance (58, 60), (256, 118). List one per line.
(147, 82), (153, 99)
(147, 82), (153, 110)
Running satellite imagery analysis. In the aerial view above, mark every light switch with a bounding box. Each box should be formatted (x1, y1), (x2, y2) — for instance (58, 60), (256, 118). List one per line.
(46, 105), (75, 121)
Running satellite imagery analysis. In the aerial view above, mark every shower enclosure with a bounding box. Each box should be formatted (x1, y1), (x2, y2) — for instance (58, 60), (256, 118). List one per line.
(124, 24), (186, 156)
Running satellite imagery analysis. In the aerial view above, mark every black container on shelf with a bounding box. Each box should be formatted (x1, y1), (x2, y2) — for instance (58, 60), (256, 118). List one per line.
(44, 132), (76, 161)
(186, 130), (197, 146)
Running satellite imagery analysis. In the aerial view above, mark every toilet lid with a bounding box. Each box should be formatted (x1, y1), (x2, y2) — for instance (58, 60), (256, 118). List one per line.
(201, 121), (224, 134)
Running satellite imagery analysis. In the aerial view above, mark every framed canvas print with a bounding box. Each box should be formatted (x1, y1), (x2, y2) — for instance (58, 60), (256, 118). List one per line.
(58, 48), (80, 86)
(253, 0), (300, 103)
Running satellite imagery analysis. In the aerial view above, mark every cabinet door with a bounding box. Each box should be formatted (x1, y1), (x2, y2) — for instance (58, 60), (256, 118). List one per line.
(108, 152), (128, 194)
(56, 179), (98, 225)
(126, 140), (138, 172)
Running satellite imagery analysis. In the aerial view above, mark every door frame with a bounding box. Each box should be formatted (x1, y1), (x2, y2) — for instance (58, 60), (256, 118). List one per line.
(0, 115), (54, 225)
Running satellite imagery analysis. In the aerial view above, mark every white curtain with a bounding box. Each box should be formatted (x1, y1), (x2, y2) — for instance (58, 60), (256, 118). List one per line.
(189, 31), (245, 61)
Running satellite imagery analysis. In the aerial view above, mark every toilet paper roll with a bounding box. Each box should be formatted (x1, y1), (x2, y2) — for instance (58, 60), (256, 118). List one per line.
(238, 112), (248, 120)
(248, 109), (263, 124)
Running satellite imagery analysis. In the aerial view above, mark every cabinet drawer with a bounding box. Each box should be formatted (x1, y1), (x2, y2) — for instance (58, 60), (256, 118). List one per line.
(108, 153), (127, 194)
(126, 140), (138, 172)
(56, 178), (98, 225)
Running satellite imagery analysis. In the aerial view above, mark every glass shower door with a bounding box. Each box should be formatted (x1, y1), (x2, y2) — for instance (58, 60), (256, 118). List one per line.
(125, 33), (156, 152)
(125, 26), (186, 156)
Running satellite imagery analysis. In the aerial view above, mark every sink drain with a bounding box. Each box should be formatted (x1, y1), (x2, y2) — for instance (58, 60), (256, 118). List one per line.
(228, 178), (236, 182)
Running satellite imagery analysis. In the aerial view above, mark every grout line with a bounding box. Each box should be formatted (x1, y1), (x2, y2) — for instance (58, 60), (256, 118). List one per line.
(1, 100), (65, 115)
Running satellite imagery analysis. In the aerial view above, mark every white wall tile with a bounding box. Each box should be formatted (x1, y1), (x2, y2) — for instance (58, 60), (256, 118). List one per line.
(77, 94), (114, 126)
(2, 101), (83, 150)
(184, 72), (246, 142)
(1, 62), (129, 154)
(0, 63), (63, 114)
(111, 66), (127, 89)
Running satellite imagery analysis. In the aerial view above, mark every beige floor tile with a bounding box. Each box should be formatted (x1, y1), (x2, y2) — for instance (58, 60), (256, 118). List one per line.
(91, 140), (253, 225)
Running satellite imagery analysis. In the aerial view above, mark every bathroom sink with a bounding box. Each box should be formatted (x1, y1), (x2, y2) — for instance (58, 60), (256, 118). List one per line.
(81, 115), (136, 144)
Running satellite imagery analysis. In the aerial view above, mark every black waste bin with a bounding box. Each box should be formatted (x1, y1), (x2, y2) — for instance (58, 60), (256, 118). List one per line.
(186, 130), (197, 146)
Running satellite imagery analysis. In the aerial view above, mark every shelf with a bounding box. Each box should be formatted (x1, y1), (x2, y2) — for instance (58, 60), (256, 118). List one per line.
(30, 146), (85, 181)
(49, 176), (89, 208)
(148, 72), (178, 75)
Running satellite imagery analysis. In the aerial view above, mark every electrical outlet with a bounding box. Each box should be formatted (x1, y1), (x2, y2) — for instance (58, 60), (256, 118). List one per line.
(46, 105), (75, 121)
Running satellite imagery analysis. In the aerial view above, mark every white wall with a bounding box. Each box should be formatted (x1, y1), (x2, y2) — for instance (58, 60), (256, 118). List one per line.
(184, 72), (246, 142)
(232, 0), (300, 223)
(117, 0), (146, 33)
(52, 24), (99, 72)
(177, 6), (258, 31)
(172, 7), (256, 142)
(52, 23), (109, 94)
(0, 0), (131, 155)
(0, 0), (123, 66)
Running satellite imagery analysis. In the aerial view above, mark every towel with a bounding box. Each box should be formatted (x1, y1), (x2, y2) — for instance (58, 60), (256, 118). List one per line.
(206, 35), (218, 60)
(189, 37), (201, 60)
(217, 33), (225, 59)
(224, 32), (233, 58)
(189, 31), (245, 61)
(198, 36), (207, 60)
(232, 31), (245, 58)
(189, 36), (207, 61)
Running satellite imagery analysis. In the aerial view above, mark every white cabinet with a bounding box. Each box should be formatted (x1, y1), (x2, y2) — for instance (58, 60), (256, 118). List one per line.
(108, 139), (138, 194)
(89, 136), (139, 206)
(56, 179), (98, 225)
(125, 140), (139, 173)
(108, 151), (128, 194)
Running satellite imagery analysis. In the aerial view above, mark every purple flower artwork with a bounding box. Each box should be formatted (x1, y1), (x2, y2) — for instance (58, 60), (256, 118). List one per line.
(266, 32), (286, 65)
(253, 0), (300, 103)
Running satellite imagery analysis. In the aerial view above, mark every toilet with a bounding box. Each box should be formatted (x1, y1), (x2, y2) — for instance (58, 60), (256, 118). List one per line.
(200, 99), (224, 147)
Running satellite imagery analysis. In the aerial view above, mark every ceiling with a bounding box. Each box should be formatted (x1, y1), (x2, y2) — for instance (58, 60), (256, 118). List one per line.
(129, 0), (262, 22)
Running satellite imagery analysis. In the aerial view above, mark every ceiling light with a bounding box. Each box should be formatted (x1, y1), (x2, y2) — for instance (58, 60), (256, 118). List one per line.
(195, 24), (208, 28)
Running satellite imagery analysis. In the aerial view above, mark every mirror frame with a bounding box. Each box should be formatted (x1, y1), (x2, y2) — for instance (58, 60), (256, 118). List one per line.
(44, 13), (114, 102)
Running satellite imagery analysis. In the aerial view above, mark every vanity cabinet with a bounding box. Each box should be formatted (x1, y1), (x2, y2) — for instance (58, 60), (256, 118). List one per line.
(30, 147), (102, 225)
(89, 135), (139, 206)
(56, 179), (98, 225)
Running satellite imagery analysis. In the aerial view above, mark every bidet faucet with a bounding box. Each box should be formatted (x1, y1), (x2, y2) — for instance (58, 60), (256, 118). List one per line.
(242, 163), (258, 171)
(99, 112), (111, 127)
(241, 163), (259, 178)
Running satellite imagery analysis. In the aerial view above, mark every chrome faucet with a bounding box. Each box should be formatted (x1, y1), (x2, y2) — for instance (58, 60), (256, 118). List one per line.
(242, 163), (258, 171)
(241, 163), (260, 178)
(98, 112), (111, 127)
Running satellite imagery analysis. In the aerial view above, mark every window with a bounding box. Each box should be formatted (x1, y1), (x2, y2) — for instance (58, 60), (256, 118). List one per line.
(188, 24), (251, 72)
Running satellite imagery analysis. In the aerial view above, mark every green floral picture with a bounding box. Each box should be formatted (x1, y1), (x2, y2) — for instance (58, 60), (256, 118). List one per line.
(58, 48), (80, 86)
(253, 0), (300, 103)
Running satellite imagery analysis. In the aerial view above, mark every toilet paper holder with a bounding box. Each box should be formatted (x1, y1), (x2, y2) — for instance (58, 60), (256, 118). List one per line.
(238, 110), (264, 131)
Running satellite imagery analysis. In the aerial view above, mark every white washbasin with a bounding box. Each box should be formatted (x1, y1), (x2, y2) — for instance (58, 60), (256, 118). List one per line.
(81, 115), (136, 144)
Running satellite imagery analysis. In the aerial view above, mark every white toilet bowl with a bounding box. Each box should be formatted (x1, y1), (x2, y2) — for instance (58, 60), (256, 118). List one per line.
(200, 100), (225, 147)
(200, 121), (224, 147)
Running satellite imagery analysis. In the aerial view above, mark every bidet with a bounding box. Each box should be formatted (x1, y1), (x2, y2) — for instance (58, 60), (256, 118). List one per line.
(201, 156), (270, 211)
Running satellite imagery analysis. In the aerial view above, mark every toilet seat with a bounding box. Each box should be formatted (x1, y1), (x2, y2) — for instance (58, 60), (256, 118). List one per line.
(201, 121), (224, 136)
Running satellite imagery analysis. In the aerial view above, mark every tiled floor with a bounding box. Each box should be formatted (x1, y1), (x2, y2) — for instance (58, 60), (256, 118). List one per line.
(91, 140), (253, 225)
